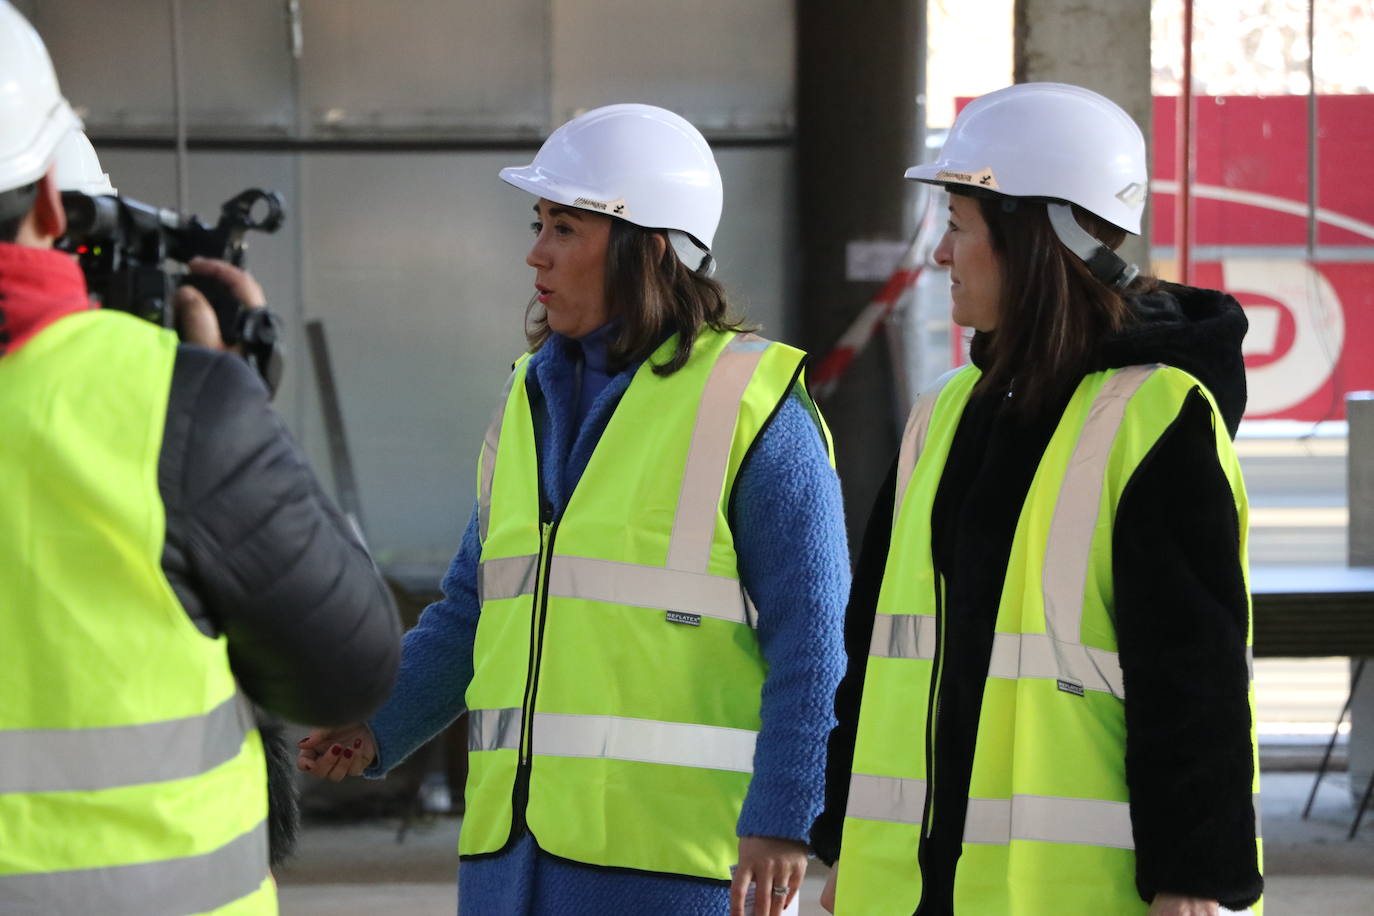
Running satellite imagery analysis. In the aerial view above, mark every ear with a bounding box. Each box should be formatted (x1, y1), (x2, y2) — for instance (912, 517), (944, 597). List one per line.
(652, 231), (667, 262)
(31, 168), (67, 242)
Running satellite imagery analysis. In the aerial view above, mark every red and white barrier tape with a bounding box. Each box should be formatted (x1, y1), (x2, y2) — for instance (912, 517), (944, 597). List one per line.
(810, 190), (944, 400)
(809, 256), (923, 400)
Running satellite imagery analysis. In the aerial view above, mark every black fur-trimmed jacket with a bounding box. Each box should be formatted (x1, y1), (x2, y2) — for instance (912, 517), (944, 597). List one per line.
(162, 345), (400, 724)
(811, 282), (1263, 912)
(163, 346), (403, 861)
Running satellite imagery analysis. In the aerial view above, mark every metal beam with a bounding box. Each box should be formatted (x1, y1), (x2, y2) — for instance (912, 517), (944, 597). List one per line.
(1014, 0), (1153, 271)
(796, 0), (926, 550)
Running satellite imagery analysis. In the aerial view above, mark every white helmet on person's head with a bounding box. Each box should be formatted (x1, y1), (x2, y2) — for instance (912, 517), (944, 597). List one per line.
(0, 0), (81, 196)
(906, 82), (1147, 234)
(54, 129), (117, 197)
(906, 82), (1148, 288)
(499, 103), (723, 273)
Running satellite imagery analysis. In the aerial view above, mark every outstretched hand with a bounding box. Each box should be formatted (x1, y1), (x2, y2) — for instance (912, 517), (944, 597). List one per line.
(296, 723), (376, 782)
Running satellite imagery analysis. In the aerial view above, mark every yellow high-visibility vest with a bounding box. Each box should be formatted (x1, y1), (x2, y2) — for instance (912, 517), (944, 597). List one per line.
(463, 328), (832, 881)
(836, 364), (1262, 915)
(0, 311), (273, 915)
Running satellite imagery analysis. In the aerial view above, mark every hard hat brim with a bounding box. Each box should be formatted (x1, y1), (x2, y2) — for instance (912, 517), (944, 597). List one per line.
(499, 165), (632, 222)
(904, 161), (1004, 193)
(904, 162), (1141, 235)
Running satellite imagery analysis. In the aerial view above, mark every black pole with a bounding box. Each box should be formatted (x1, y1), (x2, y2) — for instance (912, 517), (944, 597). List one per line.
(797, 0), (927, 553)
(1304, 658), (1364, 819)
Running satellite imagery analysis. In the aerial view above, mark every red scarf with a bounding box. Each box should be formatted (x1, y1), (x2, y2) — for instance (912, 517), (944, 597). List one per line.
(0, 242), (93, 357)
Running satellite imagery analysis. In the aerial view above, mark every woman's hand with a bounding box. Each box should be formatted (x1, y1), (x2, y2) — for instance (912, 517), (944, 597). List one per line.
(296, 723), (376, 781)
(731, 836), (808, 916)
(819, 861), (838, 912)
(1148, 894), (1219, 916)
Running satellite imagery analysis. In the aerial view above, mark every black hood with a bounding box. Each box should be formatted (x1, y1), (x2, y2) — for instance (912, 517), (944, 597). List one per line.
(1097, 281), (1249, 438)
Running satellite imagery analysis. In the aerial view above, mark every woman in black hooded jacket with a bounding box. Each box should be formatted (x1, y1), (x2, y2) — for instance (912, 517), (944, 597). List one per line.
(813, 83), (1262, 916)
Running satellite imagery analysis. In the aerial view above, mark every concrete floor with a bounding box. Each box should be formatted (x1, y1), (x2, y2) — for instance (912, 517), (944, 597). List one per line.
(276, 769), (1374, 915)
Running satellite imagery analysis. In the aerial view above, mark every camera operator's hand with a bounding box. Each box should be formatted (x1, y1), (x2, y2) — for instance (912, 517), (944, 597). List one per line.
(173, 256), (266, 351)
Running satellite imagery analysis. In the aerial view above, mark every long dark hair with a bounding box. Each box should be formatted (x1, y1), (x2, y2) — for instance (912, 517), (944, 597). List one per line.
(963, 188), (1155, 415)
(525, 219), (751, 376)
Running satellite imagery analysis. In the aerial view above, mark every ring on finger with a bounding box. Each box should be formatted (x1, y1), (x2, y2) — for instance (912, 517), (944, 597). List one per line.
(770, 885), (790, 897)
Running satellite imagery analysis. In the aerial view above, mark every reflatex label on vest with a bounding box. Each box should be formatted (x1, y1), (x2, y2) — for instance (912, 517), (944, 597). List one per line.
(665, 611), (701, 627)
(1057, 678), (1085, 697)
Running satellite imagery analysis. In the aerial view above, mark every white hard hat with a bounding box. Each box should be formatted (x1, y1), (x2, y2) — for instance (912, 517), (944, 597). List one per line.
(0, 1), (81, 194)
(54, 129), (117, 196)
(500, 103), (724, 267)
(906, 82), (1147, 235)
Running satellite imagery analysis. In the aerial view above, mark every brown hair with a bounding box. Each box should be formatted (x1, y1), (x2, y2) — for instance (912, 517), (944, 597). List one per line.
(962, 188), (1156, 415)
(524, 218), (751, 375)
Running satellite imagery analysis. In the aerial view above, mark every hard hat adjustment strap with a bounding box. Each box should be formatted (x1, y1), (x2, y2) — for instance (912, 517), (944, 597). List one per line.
(668, 229), (714, 276)
(1045, 202), (1138, 290)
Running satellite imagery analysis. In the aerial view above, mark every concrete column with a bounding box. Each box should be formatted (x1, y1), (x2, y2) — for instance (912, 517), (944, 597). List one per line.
(796, 0), (925, 551)
(1349, 392), (1374, 802)
(1014, 0), (1153, 270)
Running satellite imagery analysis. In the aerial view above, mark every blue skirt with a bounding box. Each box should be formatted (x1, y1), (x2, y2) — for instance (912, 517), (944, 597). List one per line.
(457, 834), (730, 915)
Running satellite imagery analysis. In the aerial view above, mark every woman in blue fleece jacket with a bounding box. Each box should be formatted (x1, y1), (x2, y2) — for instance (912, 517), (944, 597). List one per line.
(299, 104), (848, 916)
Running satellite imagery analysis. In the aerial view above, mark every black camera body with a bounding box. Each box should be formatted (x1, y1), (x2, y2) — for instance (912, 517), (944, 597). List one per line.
(58, 188), (286, 390)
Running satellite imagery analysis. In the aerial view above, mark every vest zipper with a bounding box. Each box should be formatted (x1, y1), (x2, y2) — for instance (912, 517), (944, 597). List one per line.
(921, 572), (948, 839)
(912, 571), (947, 913)
(511, 498), (557, 839)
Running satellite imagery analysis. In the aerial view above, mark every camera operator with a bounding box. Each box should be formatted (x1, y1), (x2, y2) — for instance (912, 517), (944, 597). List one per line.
(0, 5), (400, 914)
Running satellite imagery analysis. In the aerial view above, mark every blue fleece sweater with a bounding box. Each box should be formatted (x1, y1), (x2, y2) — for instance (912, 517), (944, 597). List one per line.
(365, 329), (849, 915)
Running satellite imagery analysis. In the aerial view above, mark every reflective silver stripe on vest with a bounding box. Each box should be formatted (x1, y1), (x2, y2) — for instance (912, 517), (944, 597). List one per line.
(1042, 366), (1158, 650)
(895, 368), (964, 510)
(478, 553), (540, 602)
(962, 795), (1135, 848)
(531, 712), (756, 773)
(478, 554), (753, 625)
(0, 693), (254, 794)
(468, 707), (523, 752)
(869, 612), (938, 661)
(478, 367), (520, 545)
(666, 333), (770, 574)
(986, 631), (1126, 698)
(845, 772), (927, 825)
(0, 820), (268, 916)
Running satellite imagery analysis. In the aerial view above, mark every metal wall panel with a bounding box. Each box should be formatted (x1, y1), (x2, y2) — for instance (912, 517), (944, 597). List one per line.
(34, 1), (793, 139)
(549, 0), (794, 135)
(35, 1), (295, 136)
(712, 148), (796, 343)
(299, 151), (534, 569)
(299, 0), (549, 137)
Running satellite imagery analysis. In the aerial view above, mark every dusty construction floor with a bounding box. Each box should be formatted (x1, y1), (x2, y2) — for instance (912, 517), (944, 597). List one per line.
(275, 770), (1374, 915)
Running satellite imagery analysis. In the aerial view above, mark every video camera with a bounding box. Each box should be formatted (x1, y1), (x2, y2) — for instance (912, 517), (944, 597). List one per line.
(58, 188), (287, 392)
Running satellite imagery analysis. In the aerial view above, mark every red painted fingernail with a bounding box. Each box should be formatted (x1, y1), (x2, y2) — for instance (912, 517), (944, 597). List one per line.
(343, 748), (354, 759)
(353, 739), (363, 749)
(330, 745), (342, 756)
